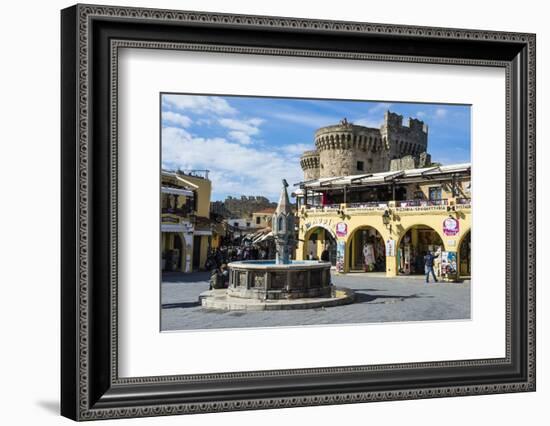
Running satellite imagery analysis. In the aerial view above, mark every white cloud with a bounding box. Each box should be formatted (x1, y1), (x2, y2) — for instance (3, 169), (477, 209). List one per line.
(416, 108), (448, 121)
(218, 117), (264, 144)
(227, 131), (252, 145)
(219, 118), (263, 134)
(353, 117), (383, 128)
(162, 94), (237, 115)
(367, 102), (392, 114)
(435, 108), (448, 118)
(351, 103), (392, 128)
(272, 112), (339, 128)
(196, 118), (214, 126)
(161, 111), (192, 128)
(162, 127), (303, 201)
(279, 143), (314, 156)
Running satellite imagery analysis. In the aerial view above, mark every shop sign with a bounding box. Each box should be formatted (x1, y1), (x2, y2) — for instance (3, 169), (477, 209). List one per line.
(304, 218), (333, 230)
(443, 217), (459, 236)
(336, 240), (346, 273)
(335, 222), (348, 237)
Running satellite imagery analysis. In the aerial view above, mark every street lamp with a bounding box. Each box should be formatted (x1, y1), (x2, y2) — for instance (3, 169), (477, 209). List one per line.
(382, 209), (393, 234)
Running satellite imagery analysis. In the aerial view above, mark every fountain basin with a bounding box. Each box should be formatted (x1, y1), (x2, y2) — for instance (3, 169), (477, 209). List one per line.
(200, 260), (355, 311)
(227, 260), (332, 300)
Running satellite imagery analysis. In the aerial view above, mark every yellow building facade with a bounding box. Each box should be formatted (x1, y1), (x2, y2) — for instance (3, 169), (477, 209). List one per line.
(161, 170), (213, 273)
(251, 208), (275, 229)
(296, 164), (471, 279)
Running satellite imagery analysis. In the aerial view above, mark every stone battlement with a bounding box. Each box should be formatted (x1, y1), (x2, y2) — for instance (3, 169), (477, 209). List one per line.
(301, 111), (430, 178)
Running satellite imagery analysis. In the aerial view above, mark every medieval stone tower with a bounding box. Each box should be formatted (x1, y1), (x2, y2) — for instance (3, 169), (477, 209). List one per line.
(300, 111), (431, 180)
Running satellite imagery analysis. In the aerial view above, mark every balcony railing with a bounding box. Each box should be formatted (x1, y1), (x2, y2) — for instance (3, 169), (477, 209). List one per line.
(162, 207), (194, 217)
(396, 198), (448, 207)
(346, 201), (388, 209)
(300, 198), (471, 215)
(305, 203), (339, 210)
(177, 169), (209, 180)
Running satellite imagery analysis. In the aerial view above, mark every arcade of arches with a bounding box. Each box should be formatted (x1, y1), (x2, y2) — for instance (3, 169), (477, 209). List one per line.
(303, 227), (337, 266)
(348, 226), (386, 272)
(297, 213), (471, 280)
(397, 225), (444, 275)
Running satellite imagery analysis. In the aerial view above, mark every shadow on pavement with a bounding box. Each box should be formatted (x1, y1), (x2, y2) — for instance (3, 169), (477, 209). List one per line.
(353, 292), (433, 304)
(162, 301), (201, 309)
(162, 271), (211, 283)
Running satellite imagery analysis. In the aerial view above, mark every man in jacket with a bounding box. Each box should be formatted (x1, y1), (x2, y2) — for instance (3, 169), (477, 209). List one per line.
(424, 250), (439, 283)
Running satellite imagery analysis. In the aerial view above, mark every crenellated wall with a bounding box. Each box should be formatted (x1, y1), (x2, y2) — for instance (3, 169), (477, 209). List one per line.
(299, 111), (430, 179)
(300, 150), (320, 180)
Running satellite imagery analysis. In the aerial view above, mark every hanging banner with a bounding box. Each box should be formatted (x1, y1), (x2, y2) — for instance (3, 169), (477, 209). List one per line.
(336, 240), (346, 273)
(385, 239), (396, 257)
(441, 251), (458, 281)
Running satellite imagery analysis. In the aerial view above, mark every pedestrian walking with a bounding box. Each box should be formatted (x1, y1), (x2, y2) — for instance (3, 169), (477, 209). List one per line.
(320, 245), (330, 262)
(424, 250), (439, 283)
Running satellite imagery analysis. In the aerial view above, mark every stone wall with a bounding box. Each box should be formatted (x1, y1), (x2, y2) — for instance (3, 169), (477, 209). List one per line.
(300, 112), (429, 179)
(389, 152), (432, 171)
(215, 196), (276, 219)
(300, 150), (320, 180)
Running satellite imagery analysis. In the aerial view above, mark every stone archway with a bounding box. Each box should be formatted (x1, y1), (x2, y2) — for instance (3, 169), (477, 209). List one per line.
(346, 225), (386, 272)
(396, 224), (445, 275)
(173, 233), (185, 272)
(458, 229), (471, 278)
(303, 225), (337, 265)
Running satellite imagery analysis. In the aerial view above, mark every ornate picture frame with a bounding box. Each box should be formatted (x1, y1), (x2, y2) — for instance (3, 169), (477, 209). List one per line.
(61, 4), (535, 420)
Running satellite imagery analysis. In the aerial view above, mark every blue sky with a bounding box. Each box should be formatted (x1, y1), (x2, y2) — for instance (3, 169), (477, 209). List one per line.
(161, 94), (470, 202)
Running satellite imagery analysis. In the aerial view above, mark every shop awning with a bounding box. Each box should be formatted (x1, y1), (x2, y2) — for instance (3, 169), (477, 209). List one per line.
(161, 186), (194, 197)
(161, 222), (194, 233)
(295, 162), (471, 191)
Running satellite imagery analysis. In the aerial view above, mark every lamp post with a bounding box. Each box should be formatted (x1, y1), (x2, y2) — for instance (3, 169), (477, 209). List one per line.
(382, 209), (392, 234)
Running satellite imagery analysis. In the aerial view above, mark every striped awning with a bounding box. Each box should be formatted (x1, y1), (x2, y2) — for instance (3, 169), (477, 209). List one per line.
(161, 186), (194, 197)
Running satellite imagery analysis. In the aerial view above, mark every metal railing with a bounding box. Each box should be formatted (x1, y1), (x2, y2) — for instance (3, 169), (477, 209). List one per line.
(396, 198), (448, 207)
(302, 198), (458, 211)
(161, 207), (194, 216)
(346, 201), (388, 209)
(177, 169), (210, 180)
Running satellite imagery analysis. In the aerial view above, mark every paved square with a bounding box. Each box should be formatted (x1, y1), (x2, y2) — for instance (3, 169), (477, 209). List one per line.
(161, 271), (471, 331)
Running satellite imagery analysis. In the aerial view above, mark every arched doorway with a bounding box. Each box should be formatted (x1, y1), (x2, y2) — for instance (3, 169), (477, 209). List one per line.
(173, 234), (184, 271)
(162, 233), (185, 272)
(458, 230), (471, 278)
(303, 226), (337, 266)
(348, 226), (386, 272)
(398, 225), (444, 276)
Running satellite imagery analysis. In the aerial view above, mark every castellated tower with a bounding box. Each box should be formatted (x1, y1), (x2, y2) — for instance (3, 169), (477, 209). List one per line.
(300, 111), (429, 179)
(300, 150), (320, 181)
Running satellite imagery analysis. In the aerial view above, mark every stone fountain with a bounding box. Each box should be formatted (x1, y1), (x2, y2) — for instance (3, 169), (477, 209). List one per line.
(200, 180), (354, 311)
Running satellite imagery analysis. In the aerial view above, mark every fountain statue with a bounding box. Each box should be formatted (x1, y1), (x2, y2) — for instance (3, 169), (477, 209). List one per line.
(200, 180), (354, 310)
(273, 179), (295, 265)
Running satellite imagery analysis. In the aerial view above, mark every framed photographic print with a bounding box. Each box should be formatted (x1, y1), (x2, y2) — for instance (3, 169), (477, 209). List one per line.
(61, 4), (536, 421)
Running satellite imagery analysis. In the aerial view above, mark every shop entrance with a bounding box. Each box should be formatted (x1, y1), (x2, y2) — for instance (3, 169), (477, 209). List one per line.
(348, 226), (386, 272)
(304, 227), (337, 266)
(398, 225), (444, 275)
(459, 230), (471, 278)
(193, 235), (201, 270)
(163, 233), (184, 272)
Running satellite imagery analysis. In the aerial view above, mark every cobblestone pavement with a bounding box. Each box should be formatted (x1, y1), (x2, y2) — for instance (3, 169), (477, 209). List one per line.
(161, 271), (471, 331)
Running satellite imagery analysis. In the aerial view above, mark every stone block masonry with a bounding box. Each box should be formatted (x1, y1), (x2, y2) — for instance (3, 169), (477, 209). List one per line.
(301, 111), (430, 178)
